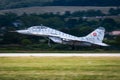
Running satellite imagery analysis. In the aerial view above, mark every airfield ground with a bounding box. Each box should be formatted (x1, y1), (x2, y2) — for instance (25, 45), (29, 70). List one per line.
(0, 54), (120, 80)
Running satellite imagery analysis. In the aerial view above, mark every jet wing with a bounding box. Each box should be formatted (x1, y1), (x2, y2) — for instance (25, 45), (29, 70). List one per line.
(48, 34), (80, 42)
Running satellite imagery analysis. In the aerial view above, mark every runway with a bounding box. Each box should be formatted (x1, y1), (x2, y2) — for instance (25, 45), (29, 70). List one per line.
(0, 53), (120, 57)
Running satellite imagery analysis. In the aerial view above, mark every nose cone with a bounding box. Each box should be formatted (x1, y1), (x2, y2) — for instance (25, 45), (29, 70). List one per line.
(16, 30), (28, 34)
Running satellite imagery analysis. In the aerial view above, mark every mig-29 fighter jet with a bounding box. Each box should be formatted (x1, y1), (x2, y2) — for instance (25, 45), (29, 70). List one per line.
(15, 25), (109, 46)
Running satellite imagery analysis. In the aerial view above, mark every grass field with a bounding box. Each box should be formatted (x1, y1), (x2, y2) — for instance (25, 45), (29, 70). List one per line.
(0, 57), (120, 80)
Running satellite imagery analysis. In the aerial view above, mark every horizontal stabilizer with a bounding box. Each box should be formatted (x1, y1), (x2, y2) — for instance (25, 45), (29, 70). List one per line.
(94, 43), (109, 46)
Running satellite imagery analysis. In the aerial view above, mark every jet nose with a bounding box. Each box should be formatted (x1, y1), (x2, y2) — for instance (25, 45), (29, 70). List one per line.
(16, 30), (28, 34)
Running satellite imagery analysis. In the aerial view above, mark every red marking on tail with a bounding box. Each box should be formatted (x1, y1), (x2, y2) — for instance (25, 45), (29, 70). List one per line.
(93, 32), (97, 36)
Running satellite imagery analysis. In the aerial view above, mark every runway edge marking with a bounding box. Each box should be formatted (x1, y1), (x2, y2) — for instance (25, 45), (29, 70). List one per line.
(0, 53), (120, 57)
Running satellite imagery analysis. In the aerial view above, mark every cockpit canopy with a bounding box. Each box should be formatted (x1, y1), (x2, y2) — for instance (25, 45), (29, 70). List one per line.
(28, 26), (47, 31)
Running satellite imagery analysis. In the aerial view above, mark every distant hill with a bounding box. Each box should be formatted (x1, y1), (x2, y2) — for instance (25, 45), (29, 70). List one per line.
(0, 0), (120, 10)
(0, 6), (116, 15)
(0, 0), (53, 10)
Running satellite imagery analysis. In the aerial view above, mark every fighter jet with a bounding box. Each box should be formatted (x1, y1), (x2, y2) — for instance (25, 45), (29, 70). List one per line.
(15, 25), (109, 46)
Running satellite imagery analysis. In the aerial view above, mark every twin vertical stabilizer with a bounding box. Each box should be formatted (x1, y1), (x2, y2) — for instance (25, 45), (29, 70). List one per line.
(83, 27), (108, 46)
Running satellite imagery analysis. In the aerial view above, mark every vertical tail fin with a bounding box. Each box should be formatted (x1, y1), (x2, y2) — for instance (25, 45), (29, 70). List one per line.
(85, 27), (105, 43)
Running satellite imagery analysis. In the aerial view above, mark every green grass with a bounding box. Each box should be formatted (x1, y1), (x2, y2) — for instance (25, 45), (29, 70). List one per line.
(0, 57), (120, 80)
